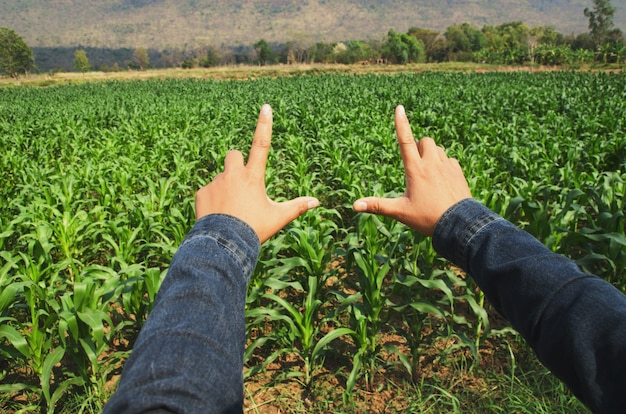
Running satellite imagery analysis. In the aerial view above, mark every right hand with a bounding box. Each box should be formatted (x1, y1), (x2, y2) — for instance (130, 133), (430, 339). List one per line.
(352, 105), (472, 236)
(195, 104), (319, 244)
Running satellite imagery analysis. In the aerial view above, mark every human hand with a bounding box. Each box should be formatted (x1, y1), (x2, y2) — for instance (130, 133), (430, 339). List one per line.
(195, 104), (319, 244)
(352, 105), (472, 236)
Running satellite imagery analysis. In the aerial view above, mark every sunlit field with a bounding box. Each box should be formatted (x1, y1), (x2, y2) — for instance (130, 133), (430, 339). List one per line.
(1, 71), (624, 412)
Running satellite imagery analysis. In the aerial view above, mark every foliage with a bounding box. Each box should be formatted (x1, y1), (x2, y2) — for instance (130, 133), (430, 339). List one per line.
(0, 27), (35, 79)
(132, 47), (150, 70)
(254, 39), (276, 66)
(584, 0), (616, 47)
(198, 47), (220, 68)
(407, 26), (440, 56)
(74, 49), (91, 73)
(334, 40), (375, 64)
(445, 23), (488, 61)
(25, 18), (626, 72)
(181, 58), (195, 69)
(309, 41), (335, 63)
(479, 22), (531, 64)
(382, 30), (426, 64)
(0, 72), (624, 411)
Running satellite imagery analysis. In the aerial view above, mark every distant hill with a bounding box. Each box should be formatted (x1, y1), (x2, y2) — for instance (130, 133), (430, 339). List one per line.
(1, 0), (625, 49)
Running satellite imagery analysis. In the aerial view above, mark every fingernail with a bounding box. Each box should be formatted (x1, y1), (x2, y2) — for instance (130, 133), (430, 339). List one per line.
(353, 201), (367, 211)
(308, 199), (320, 209)
(261, 104), (271, 114)
(397, 105), (405, 116)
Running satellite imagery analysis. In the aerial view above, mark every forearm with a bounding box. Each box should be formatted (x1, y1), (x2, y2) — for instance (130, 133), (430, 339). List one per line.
(433, 199), (626, 413)
(104, 214), (260, 414)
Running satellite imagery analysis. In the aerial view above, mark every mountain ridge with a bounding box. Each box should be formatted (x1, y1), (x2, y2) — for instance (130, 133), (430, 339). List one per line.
(1, 0), (625, 49)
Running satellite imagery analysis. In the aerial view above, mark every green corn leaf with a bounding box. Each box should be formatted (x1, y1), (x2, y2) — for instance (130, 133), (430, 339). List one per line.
(384, 343), (413, 377)
(459, 293), (489, 329)
(579, 232), (626, 246)
(263, 276), (303, 291)
(451, 332), (479, 359)
(41, 346), (65, 406)
(0, 282), (26, 315)
(78, 309), (112, 346)
(0, 382), (33, 394)
(417, 278), (455, 305)
(58, 310), (79, 347)
(0, 251), (19, 285)
(49, 376), (85, 414)
(0, 324), (31, 360)
(79, 337), (99, 368)
(396, 300), (445, 318)
(346, 349), (364, 392)
(263, 293), (303, 329)
(311, 327), (355, 360)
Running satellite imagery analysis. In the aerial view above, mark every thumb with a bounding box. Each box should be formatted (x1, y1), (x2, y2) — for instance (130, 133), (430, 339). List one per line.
(277, 196), (320, 223)
(352, 197), (402, 218)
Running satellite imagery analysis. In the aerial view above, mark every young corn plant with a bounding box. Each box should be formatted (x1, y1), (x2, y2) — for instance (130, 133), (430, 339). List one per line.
(3, 72), (626, 412)
(561, 172), (626, 287)
(1, 223), (84, 413)
(385, 231), (456, 382)
(57, 265), (128, 406)
(246, 209), (352, 386)
(341, 213), (400, 392)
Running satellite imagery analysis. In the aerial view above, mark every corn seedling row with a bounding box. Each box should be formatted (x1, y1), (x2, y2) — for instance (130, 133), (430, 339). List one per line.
(1, 72), (624, 412)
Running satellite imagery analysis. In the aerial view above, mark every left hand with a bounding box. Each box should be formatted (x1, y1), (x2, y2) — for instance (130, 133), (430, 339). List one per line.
(195, 104), (319, 244)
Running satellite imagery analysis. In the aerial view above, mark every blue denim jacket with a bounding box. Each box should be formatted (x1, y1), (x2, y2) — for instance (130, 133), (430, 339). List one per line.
(434, 199), (626, 413)
(104, 214), (260, 414)
(104, 200), (626, 413)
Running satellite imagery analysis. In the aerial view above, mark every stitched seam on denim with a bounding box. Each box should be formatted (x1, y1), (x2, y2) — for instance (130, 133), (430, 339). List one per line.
(215, 235), (252, 275)
(462, 215), (505, 267)
(183, 233), (252, 275)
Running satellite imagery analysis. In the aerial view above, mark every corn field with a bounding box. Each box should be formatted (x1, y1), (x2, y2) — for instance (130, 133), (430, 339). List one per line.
(1, 72), (625, 412)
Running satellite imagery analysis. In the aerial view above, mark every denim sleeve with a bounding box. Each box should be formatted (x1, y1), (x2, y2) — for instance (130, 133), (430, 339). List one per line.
(103, 214), (260, 414)
(432, 198), (626, 414)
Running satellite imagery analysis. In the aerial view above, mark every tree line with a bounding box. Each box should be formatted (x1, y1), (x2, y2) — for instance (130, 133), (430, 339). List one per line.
(1, 0), (623, 78)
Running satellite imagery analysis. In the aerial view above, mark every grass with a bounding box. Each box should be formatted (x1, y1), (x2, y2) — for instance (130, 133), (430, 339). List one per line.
(1, 61), (616, 88)
(241, 329), (588, 413)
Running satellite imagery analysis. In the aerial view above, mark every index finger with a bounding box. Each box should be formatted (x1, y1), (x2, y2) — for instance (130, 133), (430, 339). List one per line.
(394, 105), (421, 175)
(247, 104), (273, 173)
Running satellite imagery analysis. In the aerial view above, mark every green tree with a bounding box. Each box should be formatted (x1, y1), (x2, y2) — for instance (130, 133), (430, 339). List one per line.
(309, 42), (335, 63)
(382, 30), (407, 63)
(132, 47), (150, 70)
(584, 0), (616, 47)
(529, 25), (564, 63)
(199, 47), (220, 68)
(446, 25), (469, 52)
(529, 25), (562, 46)
(181, 58), (195, 69)
(444, 23), (487, 61)
(74, 49), (90, 73)
(407, 27), (439, 60)
(253, 39), (275, 66)
(0, 27), (35, 79)
(570, 32), (596, 50)
(382, 30), (426, 64)
(334, 40), (373, 64)
(480, 22), (530, 64)
(401, 33), (426, 63)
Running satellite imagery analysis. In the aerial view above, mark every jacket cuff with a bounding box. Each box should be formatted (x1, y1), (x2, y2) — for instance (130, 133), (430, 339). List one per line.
(432, 198), (504, 271)
(182, 214), (261, 277)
